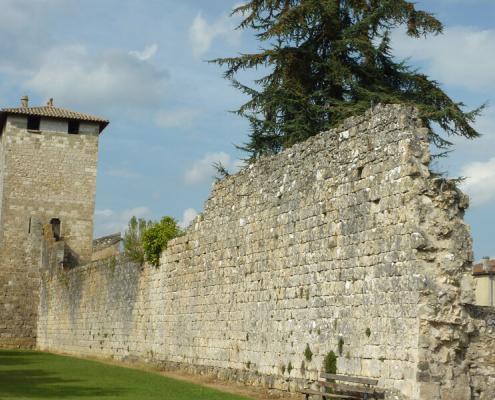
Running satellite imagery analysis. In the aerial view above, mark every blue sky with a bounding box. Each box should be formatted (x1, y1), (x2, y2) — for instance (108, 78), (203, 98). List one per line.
(0, 0), (493, 260)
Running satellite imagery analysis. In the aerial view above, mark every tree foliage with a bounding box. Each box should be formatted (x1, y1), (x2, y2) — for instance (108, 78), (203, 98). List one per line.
(142, 216), (182, 267)
(213, 0), (483, 160)
(123, 216), (182, 266)
(213, 161), (231, 181)
(123, 216), (151, 264)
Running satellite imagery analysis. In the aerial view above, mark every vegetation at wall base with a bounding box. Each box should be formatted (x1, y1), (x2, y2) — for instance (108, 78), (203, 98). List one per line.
(0, 350), (250, 400)
(213, 0), (483, 161)
(323, 351), (337, 375)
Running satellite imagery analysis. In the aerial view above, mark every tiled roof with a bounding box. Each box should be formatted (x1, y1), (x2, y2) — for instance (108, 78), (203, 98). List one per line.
(473, 259), (495, 276)
(0, 105), (109, 132)
(1, 105), (108, 123)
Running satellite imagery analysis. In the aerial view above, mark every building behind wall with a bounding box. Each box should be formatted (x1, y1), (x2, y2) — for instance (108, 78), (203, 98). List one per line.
(0, 96), (108, 348)
(473, 258), (495, 306)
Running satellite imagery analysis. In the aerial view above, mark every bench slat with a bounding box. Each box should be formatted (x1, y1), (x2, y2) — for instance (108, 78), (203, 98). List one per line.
(320, 373), (378, 386)
(300, 389), (360, 399)
(318, 381), (384, 394)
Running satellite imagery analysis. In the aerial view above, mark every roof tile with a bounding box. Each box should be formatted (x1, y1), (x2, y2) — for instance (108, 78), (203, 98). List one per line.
(0, 105), (109, 132)
(1, 105), (108, 123)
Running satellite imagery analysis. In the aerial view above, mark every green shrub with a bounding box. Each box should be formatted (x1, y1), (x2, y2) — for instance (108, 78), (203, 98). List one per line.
(323, 351), (337, 374)
(142, 216), (182, 266)
(323, 351), (338, 394)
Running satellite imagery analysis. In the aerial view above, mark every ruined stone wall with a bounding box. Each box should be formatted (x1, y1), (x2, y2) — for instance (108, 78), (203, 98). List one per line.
(0, 115), (99, 347)
(37, 105), (479, 399)
(465, 305), (495, 400)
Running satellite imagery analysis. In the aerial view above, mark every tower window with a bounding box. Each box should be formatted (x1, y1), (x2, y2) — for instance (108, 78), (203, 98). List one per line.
(68, 120), (80, 134)
(50, 218), (61, 241)
(27, 116), (40, 131)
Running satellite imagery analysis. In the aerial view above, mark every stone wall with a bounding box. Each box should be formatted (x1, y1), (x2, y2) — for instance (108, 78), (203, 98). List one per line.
(37, 105), (482, 399)
(465, 305), (495, 400)
(0, 115), (99, 347)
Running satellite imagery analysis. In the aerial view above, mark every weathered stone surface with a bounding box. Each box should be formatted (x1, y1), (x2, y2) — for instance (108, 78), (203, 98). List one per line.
(0, 114), (99, 347)
(465, 305), (495, 400)
(33, 104), (493, 399)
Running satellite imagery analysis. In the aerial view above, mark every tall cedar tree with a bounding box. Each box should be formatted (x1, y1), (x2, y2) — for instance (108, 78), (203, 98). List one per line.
(213, 0), (483, 161)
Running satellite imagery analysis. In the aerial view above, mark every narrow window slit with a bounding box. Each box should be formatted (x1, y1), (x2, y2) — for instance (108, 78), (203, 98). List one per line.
(50, 218), (61, 241)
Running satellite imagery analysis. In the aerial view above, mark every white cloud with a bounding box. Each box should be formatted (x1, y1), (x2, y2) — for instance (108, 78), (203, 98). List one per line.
(179, 208), (198, 228)
(184, 152), (241, 184)
(129, 43), (158, 61)
(189, 12), (241, 59)
(121, 207), (151, 222)
(392, 26), (495, 91)
(25, 45), (169, 112)
(155, 108), (201, 129)
(0, 0), (73, 75)
(460, 158), (495, 206)
(94, 206), (151, 237)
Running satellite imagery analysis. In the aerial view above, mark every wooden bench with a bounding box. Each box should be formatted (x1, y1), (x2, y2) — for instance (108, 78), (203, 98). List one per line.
(300, 372), (384, 399)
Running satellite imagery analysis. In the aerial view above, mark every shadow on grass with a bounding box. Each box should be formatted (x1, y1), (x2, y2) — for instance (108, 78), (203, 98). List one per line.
(0, 350), (41, 366)
(0, 352), (125, 399)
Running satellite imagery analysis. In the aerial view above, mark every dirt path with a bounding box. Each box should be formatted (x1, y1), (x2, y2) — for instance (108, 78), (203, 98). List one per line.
(160, 370), (296, 400)
(46, 350), (296, 400)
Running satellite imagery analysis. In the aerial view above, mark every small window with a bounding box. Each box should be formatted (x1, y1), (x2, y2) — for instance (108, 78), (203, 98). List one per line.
(68, 120), (79, 134)
(27, 116), (40, 131)
(50, 218), (61, 241)
(28, 217), (32, 234)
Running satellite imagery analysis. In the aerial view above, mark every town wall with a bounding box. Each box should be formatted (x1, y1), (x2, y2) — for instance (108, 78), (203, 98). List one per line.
(465, 305), (495, 400)
(0, 116), (99, 347)
(36, 105), (488, 399)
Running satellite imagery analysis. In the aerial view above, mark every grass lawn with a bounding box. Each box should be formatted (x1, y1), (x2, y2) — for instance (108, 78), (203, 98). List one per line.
(0, 350), (251, 400)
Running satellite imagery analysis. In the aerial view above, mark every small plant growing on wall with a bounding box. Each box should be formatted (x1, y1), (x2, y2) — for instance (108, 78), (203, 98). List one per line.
(304, 344), (313, 362)
(108, 256), (117, 273)
(338, 337), (344, 356)
(323, 350), (338, 394)
(323, 351), (337, 374)
(287, 361), (293, 375)
(300, 360), (306, 375)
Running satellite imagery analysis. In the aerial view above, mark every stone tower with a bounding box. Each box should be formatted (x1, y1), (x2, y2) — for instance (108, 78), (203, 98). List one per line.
(0, 96), (108, 348)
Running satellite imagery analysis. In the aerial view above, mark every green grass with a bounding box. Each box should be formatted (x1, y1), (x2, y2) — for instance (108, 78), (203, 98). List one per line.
(0, 350), (251, 400)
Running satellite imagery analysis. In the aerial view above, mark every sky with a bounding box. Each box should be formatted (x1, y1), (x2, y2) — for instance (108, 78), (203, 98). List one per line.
(0, 0), (493, 260)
